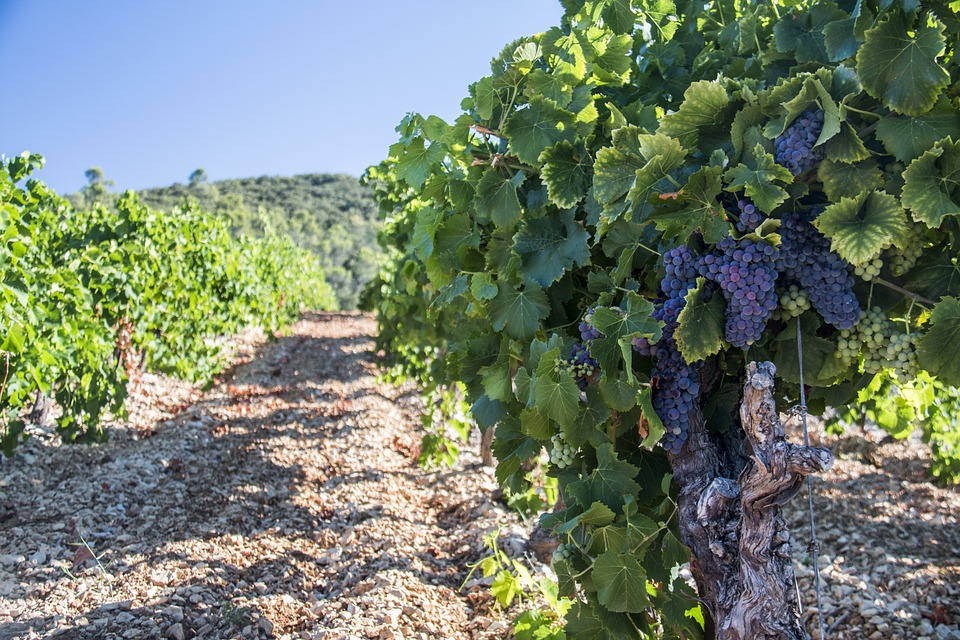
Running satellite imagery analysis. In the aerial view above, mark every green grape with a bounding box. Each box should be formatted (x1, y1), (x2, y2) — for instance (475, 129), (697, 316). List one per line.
(553, 543), (576, 563)
(550, 433), (576, 469)
(887, 224), (927, 276)
(777, 284), (811, 319)
(854, 257), (883, 281)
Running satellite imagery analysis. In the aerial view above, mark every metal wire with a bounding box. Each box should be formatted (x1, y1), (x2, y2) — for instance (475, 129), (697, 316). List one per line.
(796, 317), (827, 640)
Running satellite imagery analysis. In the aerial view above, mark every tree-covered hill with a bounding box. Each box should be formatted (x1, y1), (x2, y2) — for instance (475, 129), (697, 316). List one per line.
(73, 171), (380, 309)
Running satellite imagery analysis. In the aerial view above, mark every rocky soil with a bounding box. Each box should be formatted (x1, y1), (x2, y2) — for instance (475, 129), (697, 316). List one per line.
(0, 311), (957, 640)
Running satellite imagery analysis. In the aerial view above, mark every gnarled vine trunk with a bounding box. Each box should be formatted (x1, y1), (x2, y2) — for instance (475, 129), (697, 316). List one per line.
(669, 362), (832, 640)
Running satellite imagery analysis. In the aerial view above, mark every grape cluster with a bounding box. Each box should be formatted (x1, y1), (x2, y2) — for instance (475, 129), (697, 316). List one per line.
(553, 543), (576, 563)
(734, 198), (764, 233)
(560, 343), (599, 391)
(697, 237), (779, 349)
(549, 433), (575, 469)
(774, 109), (825, 176)
(834, 306), (919, 382)
(578, 308), (603, 342)
(777, 285), (811, 319)
(641, 246), (702, 455)
(853, 257), (883, 282)
(887, 224), (927, 276)
(777, 210), (861, 330)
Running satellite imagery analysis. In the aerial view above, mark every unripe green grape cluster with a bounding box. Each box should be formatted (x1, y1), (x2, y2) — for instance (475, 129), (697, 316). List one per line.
(883, 332), (920, 383)
(777, 285), (811, 319)
(854, 257), (883, 281)
(835, 306), (919, 381)
(550, 433), (576, 469)
(857, 307), (893, 374)
(553, 542), (576, 563)
(888, 224), (927, 276)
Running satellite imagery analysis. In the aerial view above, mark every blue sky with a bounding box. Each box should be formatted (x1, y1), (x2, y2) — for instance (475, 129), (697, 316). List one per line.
(0, 1), (563, 193)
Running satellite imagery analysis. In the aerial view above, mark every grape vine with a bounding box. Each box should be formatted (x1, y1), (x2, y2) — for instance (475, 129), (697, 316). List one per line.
(362, 0), (960, 635)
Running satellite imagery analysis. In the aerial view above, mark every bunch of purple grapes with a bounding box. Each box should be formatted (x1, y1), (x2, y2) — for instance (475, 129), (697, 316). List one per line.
(777, 210), (861, 329)
(698, 237), (779, 349)
(568, 343), (599, 391)
(634, 245), (702, 455)
(578, 308), (602, 342)
(734, 198), (764, 233)
(774, 109), (825, 176)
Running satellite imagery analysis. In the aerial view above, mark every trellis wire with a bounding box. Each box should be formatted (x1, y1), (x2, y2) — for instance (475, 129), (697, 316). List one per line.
(796, 317), (827, 640)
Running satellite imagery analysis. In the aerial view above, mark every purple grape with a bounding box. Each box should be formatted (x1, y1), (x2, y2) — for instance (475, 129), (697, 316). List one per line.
(698, 237), (779, 349)
(578, 308), (602, 342)
(774, 109), (825, 176)
(568, 343), (599, 391)
(735, 198), (764, 233)
(776, 210), (861, 330)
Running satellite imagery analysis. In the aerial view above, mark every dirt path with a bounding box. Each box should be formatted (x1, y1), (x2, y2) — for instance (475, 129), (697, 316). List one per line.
(1, 312), (959, 640)
(0, 313), (522, 640)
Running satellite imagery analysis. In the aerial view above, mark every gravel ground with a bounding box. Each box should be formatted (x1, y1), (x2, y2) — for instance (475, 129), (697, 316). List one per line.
(0, 311), (957, 640)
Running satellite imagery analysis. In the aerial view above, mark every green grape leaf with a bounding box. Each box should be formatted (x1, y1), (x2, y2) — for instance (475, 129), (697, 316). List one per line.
(470, 76), (498, 121)
(657, 80), (731, 152)
(591, 291), (660, 342)
(675, 278), (726, 363)
(567, 386), (611, 448)
(876, 100), (960, 164)
(489, 282), (550, 341)
(815, 190), (906, 265)
(824, 121), (871, 163)
(600, 374), (639, 412)
(503, 95), (578, 166)
(533, 347), (582, 426)
(396, 137), (446, 189)
(520, 408), (553, 440)
(904, 253), (960, 300)
(856, 12), (950, 116)
(724, 145), (795, 212)
(524, 68), (574, 106)
(542, 27), (588, 80)
(918, 297), (960, 385)
(901, 138), (960, 228)
(773, 314), (836, 385)
(471, 273), (499, 301)
(567, 442), (642, 511)
(593, 147), (638, 205)
(594, 132), (686, 211)
(823, 0), (863, 62)
(602, 0), (637, 34)
(649, 165), (728, 244)
(513, 209), (591, 287)
(773, 2), (847, 64)
(475, 170), (524, 229)
(579, 501), (617, 526)
(817, 158), (883, 202)
(593, 550), (651, 613)
(541, 141), (591, 208)
(638, 386), (666, 450)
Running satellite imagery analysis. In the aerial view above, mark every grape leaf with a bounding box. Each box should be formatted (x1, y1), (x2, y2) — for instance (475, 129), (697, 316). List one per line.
(856, 12), (950, 116)
(601, 0), (636, 34)
(489, 281), (550, 340)
(661, 166), (728, 244)
(901, 138), (960, 228)
(724, 144), (795, 212)
(524, 68), (574, 106)
(593, 550), (651, 613)
(567, 442), (642, 511)
(541, 141), (591, 208)
(773, 2), (847, 64)
(875, 100), (960, 163)
(918, 297), (960, 386)
(533, 348), (582, 426)
(471, 273), (499, 301)
(904, 253), (960, 300)
(822, 0), (863, 62)
(600, 374), (639, 411)
(542, 27), (588, 80)
(815, 190), (906, 265)
(824, 121), (871, 163)
(817, 158), (883, 202)
(638, 386), (666, 450)
(503, 95), (578, 166)
(475, 170), (524, 229)
(513, 209), (591, 287)
(676, 278), (726, 363)
(657, 80), (731, 152)
(396, 137), (446, 189)
(591, 291), (660, 342)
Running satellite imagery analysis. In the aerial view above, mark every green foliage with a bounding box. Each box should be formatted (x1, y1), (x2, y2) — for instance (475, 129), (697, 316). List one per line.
(365, 0), (960, 634)
(71, 172), (380, 310)
(0, 154), (335, 454)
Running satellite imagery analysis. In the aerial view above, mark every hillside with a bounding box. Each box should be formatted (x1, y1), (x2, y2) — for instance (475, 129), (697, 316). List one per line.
(74, 173), (381, 310)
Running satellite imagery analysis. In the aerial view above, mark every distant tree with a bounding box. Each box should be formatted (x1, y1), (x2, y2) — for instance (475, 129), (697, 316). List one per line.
(188, 168), (208, 187)
(81, 167), (114, 207)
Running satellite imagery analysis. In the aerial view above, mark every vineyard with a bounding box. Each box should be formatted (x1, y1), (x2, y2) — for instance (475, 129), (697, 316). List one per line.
(3, 0), (960, 638)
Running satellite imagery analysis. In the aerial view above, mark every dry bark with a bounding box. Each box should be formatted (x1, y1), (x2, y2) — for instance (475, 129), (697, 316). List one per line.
(670, 361), (833, 640)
